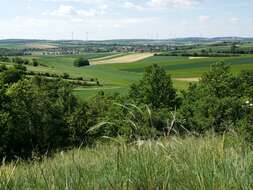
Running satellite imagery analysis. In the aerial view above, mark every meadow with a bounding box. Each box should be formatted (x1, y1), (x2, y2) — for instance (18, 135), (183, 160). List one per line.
(1, 134), (252, 190)
(19, 53), (253, 99)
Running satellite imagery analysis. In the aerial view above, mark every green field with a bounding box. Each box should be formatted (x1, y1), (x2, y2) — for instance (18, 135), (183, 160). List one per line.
(113, 55), (253, 77)
(10, 53), (253, 99)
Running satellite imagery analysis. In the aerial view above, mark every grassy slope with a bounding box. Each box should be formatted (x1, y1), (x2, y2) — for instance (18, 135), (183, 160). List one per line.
(0, 44), (27, 49)
(1, 135), (252, 190)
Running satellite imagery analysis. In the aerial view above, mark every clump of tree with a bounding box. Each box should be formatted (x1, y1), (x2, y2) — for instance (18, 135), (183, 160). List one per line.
(0, 64), (7, 72)
(129, 64), (179, 109)
(0, 48), (26, 56)
(12, 57), (40, 67)
(74, 57), (90, 67)
(12, 57), (29, 65)
(0, 69), (77, 160)
(24, 70), (99, 86)
(178, 62), (253, 136)
(0, 56), (10, 62)
(32, 58), (39, 67)
(0, 65), (26, 84)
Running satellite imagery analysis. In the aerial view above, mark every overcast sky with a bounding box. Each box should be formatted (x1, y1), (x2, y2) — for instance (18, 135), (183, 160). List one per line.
(0, 0), (252, 40)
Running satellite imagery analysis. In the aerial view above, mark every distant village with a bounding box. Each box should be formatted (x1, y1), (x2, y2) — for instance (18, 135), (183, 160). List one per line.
(26, 44), (175, 56)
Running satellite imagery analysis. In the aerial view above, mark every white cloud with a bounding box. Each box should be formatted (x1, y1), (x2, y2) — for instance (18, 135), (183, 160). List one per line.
(149, 0), (203, 8)
(124, 2), (144, 11)
(47, 4), (107, 19)
(230, 17), (240, 24)
(112, 18), (146, 28)
(51, 5), (77, 17)
(198, 15), (210, 22)
(43, 0), (108, 4)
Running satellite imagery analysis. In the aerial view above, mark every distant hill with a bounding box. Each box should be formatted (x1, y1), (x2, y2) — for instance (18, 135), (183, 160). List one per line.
(0, 39), (50, 44)
(0, 37), (253, 47)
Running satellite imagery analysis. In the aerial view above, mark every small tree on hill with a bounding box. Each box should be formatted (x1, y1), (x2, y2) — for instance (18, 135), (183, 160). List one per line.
(74, 57), (90, 67)
(32, 59), (39, 67)
(129, 64), (179, 109)
(62, 73), (70, 79)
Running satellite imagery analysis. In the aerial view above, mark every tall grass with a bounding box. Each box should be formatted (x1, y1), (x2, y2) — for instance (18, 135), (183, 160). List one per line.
(0, 134), (253, 190)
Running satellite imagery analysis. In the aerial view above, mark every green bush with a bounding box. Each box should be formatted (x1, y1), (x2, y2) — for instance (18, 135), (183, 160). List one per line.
(84, 93), (173, 141)
(32, 58), (39, 67)
(129, 64), (179, 109)
(0, 76), (77, 160)
(0, 68), (24, 84)
(178, 62), (253, 135)
(74, 57), (90, 67)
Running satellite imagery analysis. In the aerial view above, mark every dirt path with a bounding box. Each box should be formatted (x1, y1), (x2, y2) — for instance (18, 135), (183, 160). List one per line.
(173, 78), (199, 82)
(75, 86), (122, 91)
(189, 57), (208, 60)
(90, 54), (125, 62)
(91, 53), (154, 65)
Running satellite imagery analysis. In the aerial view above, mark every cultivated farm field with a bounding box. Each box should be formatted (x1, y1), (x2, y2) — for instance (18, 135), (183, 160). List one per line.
(20, 53), (253, 99)
(91, 53), (154, 65)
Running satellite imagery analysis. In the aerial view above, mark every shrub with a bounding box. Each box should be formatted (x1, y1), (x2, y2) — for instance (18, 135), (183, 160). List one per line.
(0, 64), (7, 72)
(0, 68), (24, 84)
(0, 56), (10, 62)
(178, 62), (253, 134)
(12, 57), (25, 65)
(129, 64), (179, 109)
(32, 58), (39, 67)
(0, 76), (78, 160)
(74, 57), (90, 67)
(62, 73), (70, 79)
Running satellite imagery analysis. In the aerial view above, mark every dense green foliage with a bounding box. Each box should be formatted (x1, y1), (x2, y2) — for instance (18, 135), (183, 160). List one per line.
(11, 57), (39, 67)
(178, 62), (253, 135)
(0, 68), (78, 159)
(0, 48), (27, 56)
(0, 56), (10, 62)
(73, 57), (90, 67)
(0, 62), (253, 160)
(129, 64), (179, 109)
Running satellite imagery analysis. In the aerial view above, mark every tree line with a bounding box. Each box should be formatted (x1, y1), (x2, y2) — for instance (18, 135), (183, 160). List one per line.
(0, 56), (39, 67)
(0, 48), (29, 56)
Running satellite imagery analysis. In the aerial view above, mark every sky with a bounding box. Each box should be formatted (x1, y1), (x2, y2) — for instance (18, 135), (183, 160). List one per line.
(0, 0), (253, 40)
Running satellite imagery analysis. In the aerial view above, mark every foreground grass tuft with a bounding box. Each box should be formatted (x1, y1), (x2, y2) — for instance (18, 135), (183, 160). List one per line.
(1, 135), (253, 190)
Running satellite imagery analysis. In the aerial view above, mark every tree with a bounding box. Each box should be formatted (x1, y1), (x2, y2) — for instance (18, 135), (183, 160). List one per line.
(0, 64), (7, 72)
(62, 73), (70, 79)
(74, 57), (90, 67)
(178, 62), (251, 134)
(67, 103), (97, 145)
(0, 77), (78, 160)
(0, 56), (10, 62)
(0, 68), (23, 84)
(24, 59), (30, 65)
(239, 70), (253, 99)
(32, 58), (39, 67)
(200, 62), (240, 98)
(231, 43), (238, 54)
(12, 57), (24, 65)
(129, 64), (179, 109)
